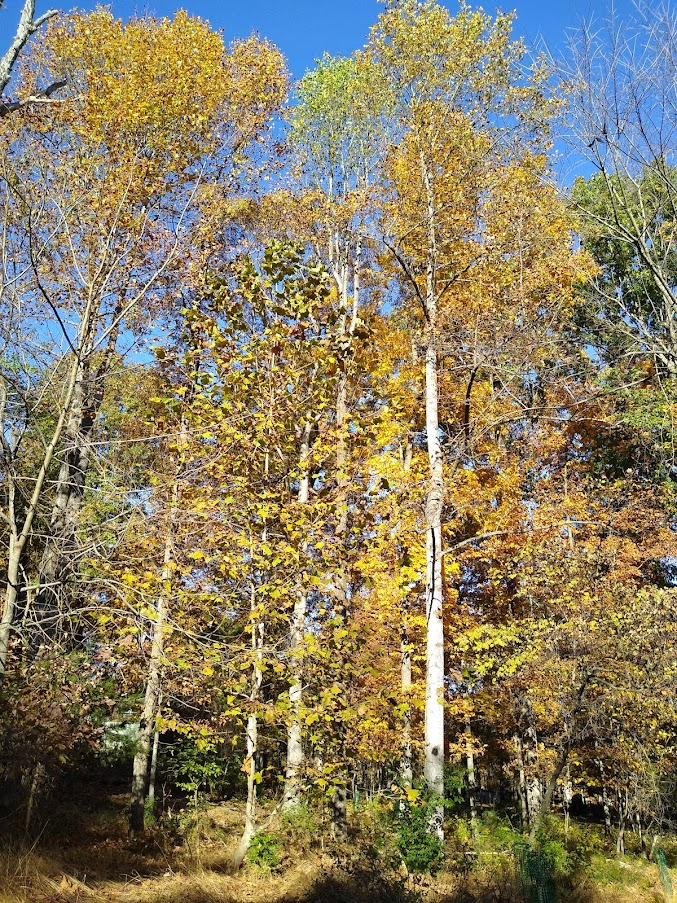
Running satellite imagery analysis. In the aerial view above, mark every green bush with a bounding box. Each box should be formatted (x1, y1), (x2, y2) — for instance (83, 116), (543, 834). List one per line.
(280, 801), (319, 847)
(247, 831), (281, 871)
(355, 796), (401, 868)
(396, 797), (444, 874)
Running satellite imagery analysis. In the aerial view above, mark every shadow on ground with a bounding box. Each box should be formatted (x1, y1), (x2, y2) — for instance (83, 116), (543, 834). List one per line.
(123, 864), (610, 903)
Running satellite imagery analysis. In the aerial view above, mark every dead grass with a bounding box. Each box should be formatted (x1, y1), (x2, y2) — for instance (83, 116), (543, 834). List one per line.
(0, 786), (672, 903)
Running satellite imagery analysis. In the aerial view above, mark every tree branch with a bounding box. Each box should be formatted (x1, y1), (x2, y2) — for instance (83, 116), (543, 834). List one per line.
(0, 0), (60, 110)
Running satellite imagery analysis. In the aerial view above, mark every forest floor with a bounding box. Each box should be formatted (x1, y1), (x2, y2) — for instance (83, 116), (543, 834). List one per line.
(0, 777), (671, 903)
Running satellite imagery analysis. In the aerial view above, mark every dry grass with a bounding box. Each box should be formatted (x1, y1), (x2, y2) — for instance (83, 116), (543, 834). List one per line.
(0, 788), (672, 903)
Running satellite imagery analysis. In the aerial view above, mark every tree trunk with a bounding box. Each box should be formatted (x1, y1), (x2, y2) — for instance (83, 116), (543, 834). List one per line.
(466, 715), (477, 825)
(128, 468), (180, 838)
(0, 335), (89, 680)
(530, 742), (571, 841)
(599, 759), (612, 838)
(231, 589), (264, 869)
(616, 788), (628, 857)
(400, 629), (413, 789)
(148, 720), (160, 812)
(419, 147), (445, 840)
(284, 421), (312, 810)
(423, 325), (445, 838)
(31, 319), (120, 651)
(514, 733), (529, 830)
(31, 361), (89, 647)
(328, 248), (359, 842)
(563, 765), (572, 839)
(0, 533), (21, 681)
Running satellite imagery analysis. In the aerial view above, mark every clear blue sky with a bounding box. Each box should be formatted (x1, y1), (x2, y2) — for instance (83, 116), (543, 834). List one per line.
(11, 0), (638, 80)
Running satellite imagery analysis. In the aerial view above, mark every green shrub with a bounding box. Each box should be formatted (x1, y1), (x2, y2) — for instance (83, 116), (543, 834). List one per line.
(280, 801), (319, 846)
(247, 831), (281, 871)
(396, 797), (444, 874)
(443, 764), (466, 814)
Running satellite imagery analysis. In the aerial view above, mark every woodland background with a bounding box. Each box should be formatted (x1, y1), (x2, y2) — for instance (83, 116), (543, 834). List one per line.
(1, 1), (677, 901)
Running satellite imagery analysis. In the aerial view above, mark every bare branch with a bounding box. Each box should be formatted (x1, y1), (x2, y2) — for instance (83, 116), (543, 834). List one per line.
(0, 0), (60, 112)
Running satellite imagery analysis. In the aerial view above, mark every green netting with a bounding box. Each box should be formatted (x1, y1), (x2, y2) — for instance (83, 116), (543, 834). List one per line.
(514, 843), (557, 903)
(655, 849), (674, 902)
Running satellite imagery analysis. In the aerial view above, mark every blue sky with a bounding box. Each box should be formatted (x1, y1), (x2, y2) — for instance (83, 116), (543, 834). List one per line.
(11, 0), (639, 80)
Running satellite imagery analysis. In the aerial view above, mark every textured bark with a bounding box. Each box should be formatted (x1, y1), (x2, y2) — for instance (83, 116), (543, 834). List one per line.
(515, 694), (541, 830)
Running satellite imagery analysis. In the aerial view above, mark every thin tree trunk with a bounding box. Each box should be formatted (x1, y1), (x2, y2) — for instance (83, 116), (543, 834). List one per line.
(563, 765), (572, 840)
(616, 788), (627, 857)
(231, 585), (264, 869)
(599, 758), (612, 838)
(466, 715), (478, 825)
(24, 762), (44, 834)
(530, 741), (571, 840)
(400, 630), (413, 789)
(514, 733), (529, 830)
(148, 722), (160, 812)
(0, 304), (93, 681)
(603, 790), (612, 838)
(128, 470), (180, 838)
(329, 243), (360, 843)
(31, 360), (89, 647)
(284, 421), (312, 810)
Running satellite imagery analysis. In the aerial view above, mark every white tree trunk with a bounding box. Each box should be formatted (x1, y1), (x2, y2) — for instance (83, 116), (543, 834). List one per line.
(400, 631), (413, 788)
(284, 421), (312, 810)
(423, 329), (445, 838)
(232, 591), (264, 868)
(421, 148), (445, 840)
(129, 476), (179, 838)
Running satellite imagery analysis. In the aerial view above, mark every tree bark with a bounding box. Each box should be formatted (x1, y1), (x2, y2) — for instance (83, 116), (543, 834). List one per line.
(148, 718), (160, 812)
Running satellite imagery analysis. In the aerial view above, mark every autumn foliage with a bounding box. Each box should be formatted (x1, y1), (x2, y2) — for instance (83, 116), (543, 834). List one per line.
(0, 0), (676, 887)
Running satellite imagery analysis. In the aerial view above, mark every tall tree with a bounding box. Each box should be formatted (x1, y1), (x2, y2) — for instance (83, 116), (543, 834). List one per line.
(0, 10), (286, 677)
(368, 0), (562, 837)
